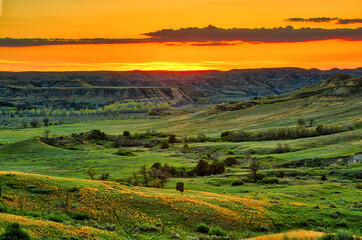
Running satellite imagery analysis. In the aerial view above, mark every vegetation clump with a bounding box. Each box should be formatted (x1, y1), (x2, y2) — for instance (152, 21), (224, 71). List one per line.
(0, 223), (32, 240)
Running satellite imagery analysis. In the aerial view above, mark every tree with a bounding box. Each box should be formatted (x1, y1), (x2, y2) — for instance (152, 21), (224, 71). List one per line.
(43, 117), (50, 127)
(210, 160), (225, 175)
(30, 119), (40, 128)
(0, 223), (32, 240)
(308, 119), (315, 127)
(139, 165), (149, 187)
(43, 130), (51, 139)
(86, 167), (97, 180)
(176, 182), (184, 195)
(249, 157), (261, 182)
(297, 118), (306, 126)
(193, 159), (210, 176)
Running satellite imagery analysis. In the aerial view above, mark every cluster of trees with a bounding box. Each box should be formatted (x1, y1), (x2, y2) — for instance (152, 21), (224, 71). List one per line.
(0, 102), (172, 119)
(222, 124), (349, 142)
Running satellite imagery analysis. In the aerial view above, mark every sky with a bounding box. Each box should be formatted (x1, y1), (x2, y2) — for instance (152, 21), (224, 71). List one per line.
(0, 0), (361, 71)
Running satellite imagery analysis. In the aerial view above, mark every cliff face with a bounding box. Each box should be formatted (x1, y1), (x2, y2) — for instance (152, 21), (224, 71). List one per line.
(0, 68), (361, 107)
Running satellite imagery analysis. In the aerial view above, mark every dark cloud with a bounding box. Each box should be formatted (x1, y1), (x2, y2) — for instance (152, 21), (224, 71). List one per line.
(286, 17), (362, 25)
(190, 42), (239, 46)
(0, 38), (149, 47)
(285, 17), (338, 23)
(337, 19), (362, 24)
(144, 25), (362, 43)
(1, 25), (361, 47)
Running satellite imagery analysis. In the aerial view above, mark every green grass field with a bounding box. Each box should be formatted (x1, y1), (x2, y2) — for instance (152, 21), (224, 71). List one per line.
(0, 76), (361, 239)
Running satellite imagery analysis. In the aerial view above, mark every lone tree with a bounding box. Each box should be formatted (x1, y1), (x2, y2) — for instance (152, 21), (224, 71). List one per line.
(176, 182), (184, 195)
(43, 130), (51, 139)
(0, 223), (32, 240)
(43, 117), (50, 127)
(139, 165), (149, 187)
(249, 157), (261, 182)
(86, 167), (97, 180)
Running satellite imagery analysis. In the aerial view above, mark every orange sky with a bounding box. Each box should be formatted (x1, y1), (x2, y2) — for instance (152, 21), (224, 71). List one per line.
(0, 0), (361, 71)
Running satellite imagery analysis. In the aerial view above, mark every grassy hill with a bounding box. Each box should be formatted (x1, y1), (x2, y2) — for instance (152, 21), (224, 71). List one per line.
(0, 74), (361, 239)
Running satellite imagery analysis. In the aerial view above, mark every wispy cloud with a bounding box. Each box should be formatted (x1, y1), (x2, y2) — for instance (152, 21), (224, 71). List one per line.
(1, 25), (361, 47)
(285, 17), (362, 25)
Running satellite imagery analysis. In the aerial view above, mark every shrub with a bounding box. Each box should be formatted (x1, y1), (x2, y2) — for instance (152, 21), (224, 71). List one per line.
(210, 160), (225, 175)
(176, 182), (184, 195)
(231, 179), (244, 186)
(115, 148), (135, 156)
(0, 223), (32, 240)
(196, 223), (210, 233)
(277, 171), (286, 178)
(354, 182), (362, 189)
(123, 130), (131, 137)
(318, 230), (359, 240)
(275, 143), (291, 153)
(114, 138), (142, 148)
(100, 173), (110, 181)
(223, 157), (237, 167)
(208, 226), (227, 236)
(71, 212), (90, 220)
(261, 177), (280, 184)
(321, 174), (328, 181)
(160, 142), (169, 149)
(68, 186), (80, 193)
(48, 211), (71, 223)
(168, 134), (177, 144)
(0, 203), (10, 213)
(193, 159), (210, 176)
(255, 172), (267, 181)
(30, 119), (40, 128)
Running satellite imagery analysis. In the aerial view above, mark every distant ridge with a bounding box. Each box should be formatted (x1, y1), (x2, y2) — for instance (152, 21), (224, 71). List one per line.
(0, 68), (361, 108)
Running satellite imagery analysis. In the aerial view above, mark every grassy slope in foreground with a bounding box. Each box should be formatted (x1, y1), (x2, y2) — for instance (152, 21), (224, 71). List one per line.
(0, 171), (361, 239)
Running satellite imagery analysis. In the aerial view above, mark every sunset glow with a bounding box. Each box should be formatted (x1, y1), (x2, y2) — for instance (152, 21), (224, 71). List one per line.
(0, 0), (361, 71)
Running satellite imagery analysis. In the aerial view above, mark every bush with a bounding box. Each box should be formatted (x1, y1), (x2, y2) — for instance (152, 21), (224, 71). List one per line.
(0, 223), (32, 240)
(48, 211), (71, 223)
(354, 182), (362, 189)
(0, 203), (10, 213)
(71, 212), (90, 220)
(100, 173), (110, 181)
(115, 148), (135, 156)
(321, 174), (328, 181)
(275, 143), (291, 153)
(223, 157), (237, 167)
(231, 179), (244, 186)
(318, 229), (359, 240)
(277, 171), (286, 178)
(208, 226), (227, 236)
(68, 186), (80, 193)
(123, 130), (131, 137)
(160, 142), (169, 149)
(196, 223), (210, 233)
(255, 172), (267, 181)
(261, 177), (280, 184)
